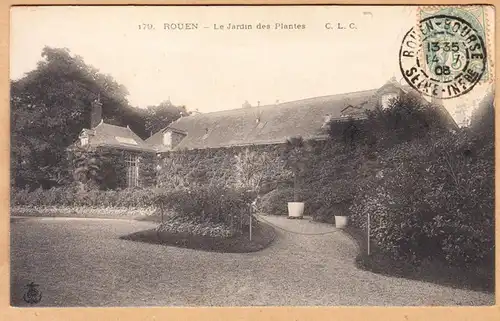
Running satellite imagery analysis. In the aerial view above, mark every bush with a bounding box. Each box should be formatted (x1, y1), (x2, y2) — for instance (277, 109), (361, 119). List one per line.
(259, 188), (294, 216)
(309, 178), (357, 222)
(350, 133), (494, 268)
(12, 186), (75, 207)
(11, 186), (158, 208)
(335, 94), (495, 270)
(154, 186), (255, 234)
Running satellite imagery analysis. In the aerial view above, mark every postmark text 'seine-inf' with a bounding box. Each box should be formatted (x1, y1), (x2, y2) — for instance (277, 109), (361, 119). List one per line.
(399, 15), (487, 99)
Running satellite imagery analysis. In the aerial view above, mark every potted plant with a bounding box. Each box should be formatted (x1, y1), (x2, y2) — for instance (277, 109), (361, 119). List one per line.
(329, 179), (355, 228)
(282, 135), (309, 219)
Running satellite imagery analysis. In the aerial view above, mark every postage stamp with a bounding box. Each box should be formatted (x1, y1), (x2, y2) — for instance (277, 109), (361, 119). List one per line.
(420, 6), (494, 82)
(399, 6), (489, 99)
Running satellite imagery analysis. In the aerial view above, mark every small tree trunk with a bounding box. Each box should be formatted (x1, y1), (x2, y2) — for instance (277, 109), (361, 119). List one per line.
(249, 214), (252, 241)
(367, 212), (371, 256)
(293, 173), (299, 202)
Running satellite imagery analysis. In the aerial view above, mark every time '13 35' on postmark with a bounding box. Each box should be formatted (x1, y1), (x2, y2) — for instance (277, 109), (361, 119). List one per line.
(399, 14), (487, 99)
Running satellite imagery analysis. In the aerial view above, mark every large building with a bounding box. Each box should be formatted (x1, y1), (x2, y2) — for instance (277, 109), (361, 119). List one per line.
(72, 79), (457, 188)
(145, 79), (456, 152)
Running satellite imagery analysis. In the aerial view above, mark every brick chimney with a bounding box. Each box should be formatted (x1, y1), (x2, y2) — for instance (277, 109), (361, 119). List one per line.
(90, 96), (102, 128)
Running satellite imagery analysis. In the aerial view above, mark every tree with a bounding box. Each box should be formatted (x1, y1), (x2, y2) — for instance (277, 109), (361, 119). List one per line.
(327, 117), (366, 149)
(282, 136), (310, 202)
(11, 46), (134, 188)
(143, 101), (189, 136)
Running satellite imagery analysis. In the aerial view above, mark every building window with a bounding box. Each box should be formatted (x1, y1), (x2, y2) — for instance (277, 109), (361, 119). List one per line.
(116, 136), (138, 145)
(381, 93), (398, 110)
(125, 154), (139, 188)
(163, 131), (172, 149)
(256, 121), (267, 129)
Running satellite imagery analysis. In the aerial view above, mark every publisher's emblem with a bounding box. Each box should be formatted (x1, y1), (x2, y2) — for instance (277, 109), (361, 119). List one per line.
(23, 282), (42, 305)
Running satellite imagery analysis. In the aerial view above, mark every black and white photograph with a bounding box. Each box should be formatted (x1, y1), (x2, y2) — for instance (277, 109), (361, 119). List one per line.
(9, 5), (495, 307)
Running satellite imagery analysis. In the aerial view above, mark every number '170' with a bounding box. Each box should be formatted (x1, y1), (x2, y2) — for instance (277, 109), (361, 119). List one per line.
(138, 23), (154, 30)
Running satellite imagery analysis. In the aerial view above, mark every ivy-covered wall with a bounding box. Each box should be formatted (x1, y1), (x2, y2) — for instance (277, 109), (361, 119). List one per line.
(157, 144), (297, 193)
(68, 145), (157, 190)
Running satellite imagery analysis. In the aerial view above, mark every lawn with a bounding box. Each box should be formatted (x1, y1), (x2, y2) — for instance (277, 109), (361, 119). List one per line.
(11, 215), (494, 306)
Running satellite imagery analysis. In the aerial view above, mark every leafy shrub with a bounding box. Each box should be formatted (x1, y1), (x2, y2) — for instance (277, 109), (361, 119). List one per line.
(154, 186), (255, 233)
(338, 93), (493, 270)
(302, 140), (372, 223)
(350, 133), (494, 268)
(308, 179), (357, 223)
(11, 186), (75, 207)
(281, 136), (312, 201)
(259, 188), (293, 216)
(11, 186), (159, 208)
(259, 187), (309, 216)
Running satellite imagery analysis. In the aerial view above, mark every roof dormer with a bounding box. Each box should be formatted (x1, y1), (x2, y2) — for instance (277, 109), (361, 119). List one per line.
(162, 127), (187, 150)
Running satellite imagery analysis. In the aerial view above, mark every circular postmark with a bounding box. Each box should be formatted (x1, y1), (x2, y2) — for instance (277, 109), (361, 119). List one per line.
(399, 15), (487, 99)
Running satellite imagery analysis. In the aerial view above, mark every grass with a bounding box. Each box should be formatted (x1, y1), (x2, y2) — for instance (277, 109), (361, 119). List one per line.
(11, 214), (493, 306)
(120, 221), (276, 253)
(344, 226), (494, 293)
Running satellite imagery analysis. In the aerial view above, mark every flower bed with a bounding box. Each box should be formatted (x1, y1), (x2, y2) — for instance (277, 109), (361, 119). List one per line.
(156, 215), (234, 238)
(121, 220), (276, 253)
(11, 206), (157, 219)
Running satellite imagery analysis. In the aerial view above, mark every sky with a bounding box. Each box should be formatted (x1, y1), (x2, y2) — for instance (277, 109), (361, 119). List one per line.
(10, 6), (494, 123)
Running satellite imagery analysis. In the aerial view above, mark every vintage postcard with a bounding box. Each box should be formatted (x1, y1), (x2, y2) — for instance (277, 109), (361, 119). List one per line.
(8, 4), (496, 310)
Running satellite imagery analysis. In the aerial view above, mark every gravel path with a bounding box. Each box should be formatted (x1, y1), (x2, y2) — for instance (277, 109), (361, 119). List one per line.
(10, 215), (494, 307)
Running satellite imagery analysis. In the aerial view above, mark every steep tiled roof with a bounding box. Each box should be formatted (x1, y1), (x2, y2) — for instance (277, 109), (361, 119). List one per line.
(166, 87), (387, 150)
(145, 126), (186, 152)
(145, 129), (164, 148)
(148, 80), (457, 151)
(82, 122), (154, 152)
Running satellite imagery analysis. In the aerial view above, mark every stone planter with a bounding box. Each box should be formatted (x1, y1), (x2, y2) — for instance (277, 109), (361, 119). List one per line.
(332, 202), (349, 229)
(288, 202), (305, 218)
(334, 215), (348, 229)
